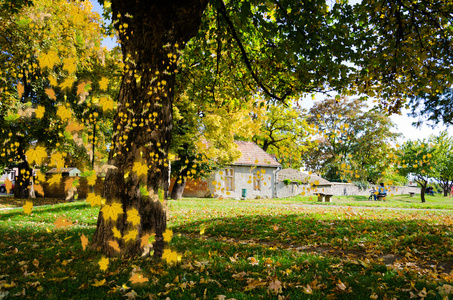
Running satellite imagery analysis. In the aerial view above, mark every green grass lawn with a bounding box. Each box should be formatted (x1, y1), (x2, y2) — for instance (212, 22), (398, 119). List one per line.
(1, 196), (452, 299)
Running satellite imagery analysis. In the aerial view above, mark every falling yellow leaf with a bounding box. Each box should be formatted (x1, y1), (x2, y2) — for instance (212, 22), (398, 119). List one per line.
(98, 257), (109, 271)
(26, 146), (47, 165)
(163, 229), (173, 242)
(50, 152), (65, 169)
(127, 208), (141, 226)
(112, 227), (122, 239)
(101, 202), (123, 222)
(23, 201), (33, 215)
(132, 161), (148, 177)
(35, 105), (45, 119)
(34, 184), (44, 196)
(86, 193), (102, 207)
(59, 77), (74, 90)
(38, 50), (59, 69)
(99, 77), (109, 90)
(57, 105), (71, 121)
(99, 96), (114, 111)
(108, 240), (121, 252)
(5, 178), (13, 194)
(47, 174), (62, 187)
(62, 57), (77, 74)
(91, 279), (106, 287)
(17, 83), (24, 99)
(81, 234), (88, 250)
(123, 229), (138, 242)
(140, 233), (155, 248)
(45, 88), (56, 100)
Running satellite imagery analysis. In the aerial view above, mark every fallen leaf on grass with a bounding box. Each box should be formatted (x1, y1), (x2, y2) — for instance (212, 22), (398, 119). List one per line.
(269, 279), (282, 294)
(81, 234), (88, 250)
(92, 279), (106, 287)
(54, 217), (73, 228)
(98, 257), (109, 271)
(129, 273), (149, 284)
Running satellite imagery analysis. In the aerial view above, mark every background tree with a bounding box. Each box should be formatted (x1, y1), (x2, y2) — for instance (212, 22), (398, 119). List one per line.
(0, 0), (110, 197)
(409, 88), (453, 128)
(396, 140), (436, 203)
(429, 131), (453, 196)
(254, 101), (314, 169)
(304, 97), (399, 182)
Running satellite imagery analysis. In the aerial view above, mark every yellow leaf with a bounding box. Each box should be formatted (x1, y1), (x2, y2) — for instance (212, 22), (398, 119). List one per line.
(62, 57), (77, 74)
(54, 217), (73, 228)
(45, 88), (56, 100)
(91, 279), (106, 287)
(99, 77), (109, 90)
(129, 273), (149, 284)
(112, 227), (122, 239)
(108, 240), (121, 252)
(81, 234), (88, 250)
(47, 174), (62, 187)
(35, 171), (46, 183)
(17, 83), (24, 99)
(132, 161), (148, 177)
(5, 178), (13, 194)
(86, 173), (97, 186)
(57, 106), (71, 121)
(163, 229), (173, 242)
(35, 105), (45, 119)
(123, 229), (138, 242)
(23, 201), (33, 215)
(34, 184), (44, 196)
(127, 208), (141, 226)
(99, 96), (114, 111)
(38, 51), (59, 69)
(50, 152), (65, 169)
(26, 146), (47, 165)
(140, 233), (155, 248)
(101, 202), (123, 222)
(59, 78), (74, 90)
(86, 193), (102, 207)
(98, 257), (109, 271)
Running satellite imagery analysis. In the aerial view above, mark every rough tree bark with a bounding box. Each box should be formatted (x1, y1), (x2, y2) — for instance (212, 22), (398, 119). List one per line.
(14, 145), (35, 199)
(171, 176), (187, 200)
(92, 0), (209, 258)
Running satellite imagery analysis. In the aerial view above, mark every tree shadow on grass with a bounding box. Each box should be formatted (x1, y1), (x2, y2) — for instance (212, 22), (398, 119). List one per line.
(172, 212), (453, 264)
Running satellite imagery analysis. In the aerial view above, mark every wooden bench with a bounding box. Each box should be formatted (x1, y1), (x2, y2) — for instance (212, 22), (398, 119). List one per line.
(376, 194), (386, 201)
(409, 192), (415, 197)
(316, 193), (333, 202)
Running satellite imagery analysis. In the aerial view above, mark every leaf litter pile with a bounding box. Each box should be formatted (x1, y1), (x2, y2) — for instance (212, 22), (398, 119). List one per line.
(1, 199), (453, 299)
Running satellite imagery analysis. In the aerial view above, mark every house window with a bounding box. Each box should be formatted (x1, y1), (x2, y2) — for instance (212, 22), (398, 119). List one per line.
(224, 168), (234, 191)
(253, 174), (261, 191)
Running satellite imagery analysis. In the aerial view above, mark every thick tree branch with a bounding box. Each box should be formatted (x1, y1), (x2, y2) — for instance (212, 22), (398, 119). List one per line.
(216, 0), (292, 102)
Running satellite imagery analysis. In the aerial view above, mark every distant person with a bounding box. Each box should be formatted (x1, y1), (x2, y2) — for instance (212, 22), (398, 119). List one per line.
(370, 187), (377, 201)
(378, 183), (387, 198)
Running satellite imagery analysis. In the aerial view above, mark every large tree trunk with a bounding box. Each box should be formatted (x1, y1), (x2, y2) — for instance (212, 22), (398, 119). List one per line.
(14, 146), (35, 199)
(171, 178), (187, 200)
(420, 183), (427, 203)
(92, 0), (209, 258)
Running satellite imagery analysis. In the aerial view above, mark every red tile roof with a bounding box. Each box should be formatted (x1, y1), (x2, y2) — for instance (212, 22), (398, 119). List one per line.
(233, 141), (281, 167)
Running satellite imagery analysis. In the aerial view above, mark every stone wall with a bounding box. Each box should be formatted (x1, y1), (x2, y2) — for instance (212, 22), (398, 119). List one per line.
(276, 182), (421, 198)
(328, 183), (421, 196)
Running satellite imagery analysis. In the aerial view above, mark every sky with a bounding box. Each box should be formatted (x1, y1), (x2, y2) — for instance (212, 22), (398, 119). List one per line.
(90, 1), (451, 143)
